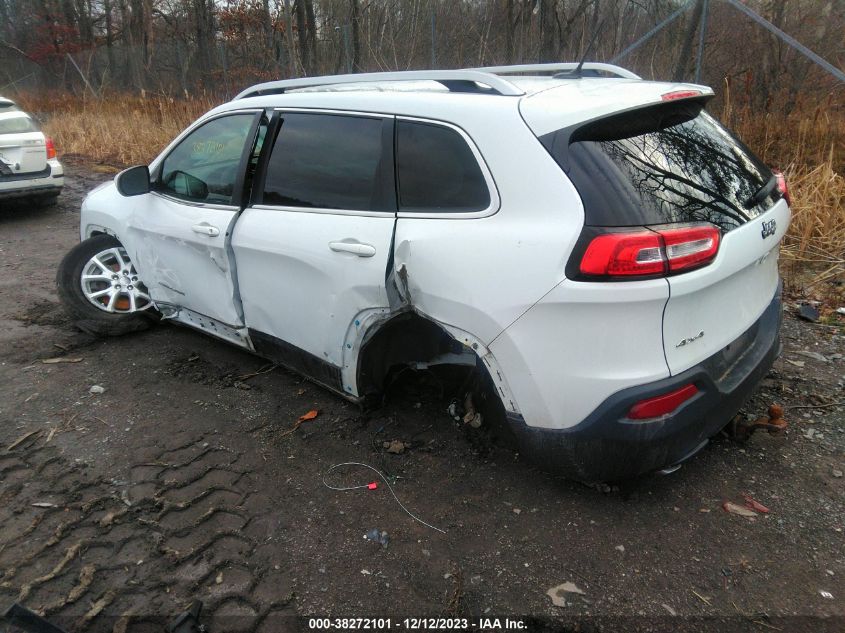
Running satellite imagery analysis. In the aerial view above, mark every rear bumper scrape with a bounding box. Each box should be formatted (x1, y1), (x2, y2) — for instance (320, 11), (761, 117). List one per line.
(507, 284), (783, 481)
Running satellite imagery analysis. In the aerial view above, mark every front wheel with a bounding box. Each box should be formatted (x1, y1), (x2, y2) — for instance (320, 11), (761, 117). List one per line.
(57, 234), (158, 336)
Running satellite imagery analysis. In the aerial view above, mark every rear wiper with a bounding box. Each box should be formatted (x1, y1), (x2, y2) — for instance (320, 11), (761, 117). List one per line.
(743, 174), (777, 209)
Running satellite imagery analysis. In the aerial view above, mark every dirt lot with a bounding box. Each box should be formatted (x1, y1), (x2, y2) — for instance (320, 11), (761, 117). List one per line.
(0, 161), (843, 633)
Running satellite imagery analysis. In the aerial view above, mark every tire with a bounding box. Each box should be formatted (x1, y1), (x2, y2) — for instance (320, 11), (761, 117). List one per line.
(56, 234), (158, 336)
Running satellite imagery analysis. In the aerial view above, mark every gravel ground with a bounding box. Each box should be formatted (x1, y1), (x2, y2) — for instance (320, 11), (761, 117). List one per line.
(0, 160), (843, 633)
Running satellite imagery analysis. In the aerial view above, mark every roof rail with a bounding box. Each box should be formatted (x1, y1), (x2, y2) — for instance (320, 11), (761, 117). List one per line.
(234, 70), (524, 100)
(470, 63), (641, 80)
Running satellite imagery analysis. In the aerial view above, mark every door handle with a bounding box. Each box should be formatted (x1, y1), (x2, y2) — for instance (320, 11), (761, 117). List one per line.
(191, 223), (220, 237)
(329, 241), (376, 257)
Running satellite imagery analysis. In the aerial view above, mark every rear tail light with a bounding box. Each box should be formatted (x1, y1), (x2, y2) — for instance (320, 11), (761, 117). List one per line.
(773, 169), (790, 205)
(579, 231), (664, 277)
(578, 223), (720, 279)
(660, 224), (720, 273)
(45, 137), (57, 160)
(628, 383), (699, 420)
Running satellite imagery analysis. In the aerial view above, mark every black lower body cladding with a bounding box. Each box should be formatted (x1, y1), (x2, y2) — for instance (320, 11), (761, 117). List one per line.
(507, 285), (783, 482)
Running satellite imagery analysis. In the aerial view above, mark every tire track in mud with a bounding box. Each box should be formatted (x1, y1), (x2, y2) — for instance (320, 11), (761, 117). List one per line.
(0, 431), (296, 632)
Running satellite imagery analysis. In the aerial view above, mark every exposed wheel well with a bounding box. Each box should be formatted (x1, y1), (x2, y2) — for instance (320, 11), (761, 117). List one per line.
(356, 311), (476, 402)
(355, 311), (516, 444)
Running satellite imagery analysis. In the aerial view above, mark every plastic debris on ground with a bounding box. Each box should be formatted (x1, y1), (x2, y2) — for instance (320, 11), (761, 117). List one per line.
(383, 439), (406, 454)
(722, 501), (758, 519)
(364, 529), (390, 547)
(797, 304), (820, 322)
(546, 581), (585, 607)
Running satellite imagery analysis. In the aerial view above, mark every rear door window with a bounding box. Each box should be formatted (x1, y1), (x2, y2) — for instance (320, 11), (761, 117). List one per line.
(396, 120), (490, 213)
(261, 113), (392, 212)
(558, 110), (774, 231)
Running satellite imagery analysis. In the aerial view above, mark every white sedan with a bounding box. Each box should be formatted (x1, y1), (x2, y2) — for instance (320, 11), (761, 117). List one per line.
(0, 100), (63, 204)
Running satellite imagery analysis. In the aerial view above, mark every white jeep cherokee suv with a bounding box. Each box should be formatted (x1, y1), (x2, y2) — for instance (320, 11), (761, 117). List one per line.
(57, 64), (790, 481)
(0, 96), (64, 203)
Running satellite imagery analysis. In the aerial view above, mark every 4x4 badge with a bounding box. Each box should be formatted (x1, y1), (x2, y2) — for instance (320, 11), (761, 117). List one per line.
(761, 219), (777, 239)
(676, 330), (705, 348)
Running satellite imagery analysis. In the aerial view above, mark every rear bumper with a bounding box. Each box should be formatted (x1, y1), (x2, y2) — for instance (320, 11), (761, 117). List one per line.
(0, 161), (63, 200)
(507, 284), (783, 481)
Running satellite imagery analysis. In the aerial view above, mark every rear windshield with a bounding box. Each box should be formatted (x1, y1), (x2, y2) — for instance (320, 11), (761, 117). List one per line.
(0, 115), (38, 134)
(553, 108), (775, 231)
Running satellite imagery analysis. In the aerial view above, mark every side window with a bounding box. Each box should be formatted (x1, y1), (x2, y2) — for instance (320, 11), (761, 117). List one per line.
(396, 120), (490, 212)
(159, 113), (256, 205)
(261, 113), (390, 211)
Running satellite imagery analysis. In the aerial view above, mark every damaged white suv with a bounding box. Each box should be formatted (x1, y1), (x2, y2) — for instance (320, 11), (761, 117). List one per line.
(57, 64), (790, 481)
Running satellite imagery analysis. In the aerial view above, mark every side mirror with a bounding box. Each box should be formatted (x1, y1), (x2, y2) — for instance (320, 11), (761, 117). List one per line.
(115, 165), (150, 197)
(166, 170), (209, 200)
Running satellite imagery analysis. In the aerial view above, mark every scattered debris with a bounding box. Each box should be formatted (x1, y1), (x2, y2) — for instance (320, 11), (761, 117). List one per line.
(797, 350), (828, 363)
(383, 439), (406, 454)
(278, 409), (320, 439)
(722, 501), (758, 519)
(832, 469), (843, 479)
(462, 393), (483, 428)
(691, 590), (712, 605)
(836, 307), (845, 316)
(236, 363), (276, 382)
(797, 304), (820, 322)
(40, 357), (84, 364)
(166, 600), (204, 633)
(31, 502), (58, 508)
(215, 571), (223, 584)
(512, 508), (522, 515)
(729, 404), (787, 440)
(546, 581), (585, 607)
(7, 429), (42, 451)
(662, 603), (677, 616)
(819, 590), (834, 600)
(615, 545), (625, 552)
(364, 529), (390, 547)
(742, 494), (770, 514)
(88, 385), (106, 394)
(785, 359), (805, 368)
(323, 462), (445, 533)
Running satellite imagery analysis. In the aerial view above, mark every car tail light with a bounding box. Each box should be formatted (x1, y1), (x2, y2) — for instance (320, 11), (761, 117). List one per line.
(661, 89), (703, 101)
(45, 137), (57, 160)
(579, 231), (664, 277)
(660, 224), (720, 273)
(628, 383), (699, 420)
(579, 223), (720, 279)
(773, 169), (790, 205)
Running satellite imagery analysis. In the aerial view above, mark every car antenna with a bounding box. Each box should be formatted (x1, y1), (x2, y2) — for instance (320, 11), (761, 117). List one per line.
(555, 12), (608, 79)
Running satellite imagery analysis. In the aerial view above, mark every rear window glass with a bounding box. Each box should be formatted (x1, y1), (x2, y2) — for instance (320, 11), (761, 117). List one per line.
(262, 113), (390, 211)
(396, 120), (490, 212)
(0, 115), (38, 134)
(562, 111), (773, 231)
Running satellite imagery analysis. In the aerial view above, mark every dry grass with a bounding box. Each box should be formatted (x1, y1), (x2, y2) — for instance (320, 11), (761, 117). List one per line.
(724, 95), (845, 293)
(15, 91), (214, 166)
(12, 89), (845, 292)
